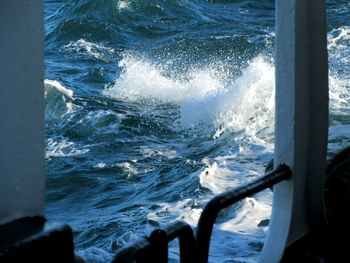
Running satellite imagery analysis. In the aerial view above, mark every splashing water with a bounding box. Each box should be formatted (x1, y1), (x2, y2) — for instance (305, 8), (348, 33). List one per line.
(104, 55), (275, 140)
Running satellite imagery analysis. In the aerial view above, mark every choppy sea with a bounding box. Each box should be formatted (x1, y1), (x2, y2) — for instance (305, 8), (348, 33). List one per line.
(44, 1), (350, 262)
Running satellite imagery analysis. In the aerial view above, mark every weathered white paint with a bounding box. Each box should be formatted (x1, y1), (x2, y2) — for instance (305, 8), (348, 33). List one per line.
(260, 0), (329, 261)
(0, 1), (45, 224)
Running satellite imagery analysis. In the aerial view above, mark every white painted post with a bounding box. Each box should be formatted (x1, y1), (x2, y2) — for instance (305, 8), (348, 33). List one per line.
(0, 1), (45, 224)
(260, 0), (328, 261)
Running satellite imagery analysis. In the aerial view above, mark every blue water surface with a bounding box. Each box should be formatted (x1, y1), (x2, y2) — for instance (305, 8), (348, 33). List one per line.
(44, 1), (350, 262)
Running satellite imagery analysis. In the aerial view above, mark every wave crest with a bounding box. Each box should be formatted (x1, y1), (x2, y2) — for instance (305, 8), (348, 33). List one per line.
(104, 55), (275, 139)
(45, 79), (74, 119)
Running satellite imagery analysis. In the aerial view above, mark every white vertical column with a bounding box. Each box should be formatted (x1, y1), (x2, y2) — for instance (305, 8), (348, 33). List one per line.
(0, 1), (45, 224)
(260, 0), (328, 261)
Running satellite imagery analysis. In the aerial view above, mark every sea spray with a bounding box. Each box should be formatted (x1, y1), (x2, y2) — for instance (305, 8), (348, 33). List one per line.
(104, 55), (275, 141)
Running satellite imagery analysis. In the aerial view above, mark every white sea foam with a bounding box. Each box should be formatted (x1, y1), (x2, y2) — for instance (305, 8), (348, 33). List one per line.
(116, 0), (131, 11)
(104, 55), (224, 103)
(116, 162), (139, 178)
(329, 75), (350, 114)
(62, 39), (115, 60)
(78, 110), (124, 134)
(209, 197), (271, 262)
(198, 160), (262, 195)
(179, 57), (275, 138)
(46, 137), (89, 158)
(328, 26), (350, 116)
(45, 79), (74, 98)
(140, 145), (179, 159)
(199, 161), (237, 194)
(45, 79), (75, 118)
(104, 55), (275, 140)
(147, 198), (201, 227)
(328, 26), (350, 49)
(94, 162), (107, 169)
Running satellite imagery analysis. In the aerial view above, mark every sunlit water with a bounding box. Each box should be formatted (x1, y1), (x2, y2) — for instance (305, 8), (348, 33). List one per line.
(44, 1), (350, 262)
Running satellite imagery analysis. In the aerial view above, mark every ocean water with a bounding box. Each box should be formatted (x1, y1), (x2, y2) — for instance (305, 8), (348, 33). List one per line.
(44, 1), (350, 262)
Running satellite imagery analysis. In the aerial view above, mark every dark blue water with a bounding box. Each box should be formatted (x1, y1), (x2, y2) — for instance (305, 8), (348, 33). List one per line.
(44, 1), (350, 262)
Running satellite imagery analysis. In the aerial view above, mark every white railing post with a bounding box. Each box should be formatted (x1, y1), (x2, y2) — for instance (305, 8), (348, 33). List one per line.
(0, 1), (45, 224)
(260, 0), (328, 261)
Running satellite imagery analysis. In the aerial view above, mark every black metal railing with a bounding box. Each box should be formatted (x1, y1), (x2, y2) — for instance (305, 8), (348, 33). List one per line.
(113, 221), (196, 263)
(113, 164), (292, 263)
(196, 164), (291, 263)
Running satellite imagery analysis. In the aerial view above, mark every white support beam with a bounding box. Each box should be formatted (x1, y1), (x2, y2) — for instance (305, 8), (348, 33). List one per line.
(260, 0), (328, 261)
(0, 1), (45, 224)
